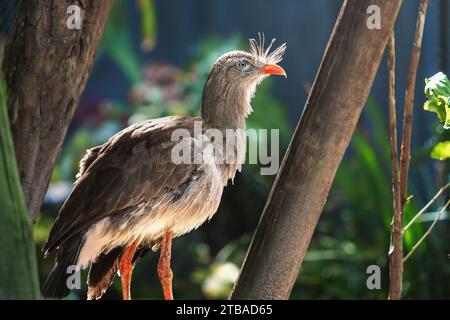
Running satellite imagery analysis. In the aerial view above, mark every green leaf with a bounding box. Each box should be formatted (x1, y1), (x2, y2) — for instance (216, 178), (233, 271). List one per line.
(137, 0), (157, 50)
(430, 141), (450, 160)
(424, 72), (450, 129)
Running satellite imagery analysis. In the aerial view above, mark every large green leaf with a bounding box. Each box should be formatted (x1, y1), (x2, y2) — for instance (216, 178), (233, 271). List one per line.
(0, 73), (40, 299)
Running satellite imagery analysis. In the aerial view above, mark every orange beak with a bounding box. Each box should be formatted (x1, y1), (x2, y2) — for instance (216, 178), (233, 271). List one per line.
(260, 64), (287, 78)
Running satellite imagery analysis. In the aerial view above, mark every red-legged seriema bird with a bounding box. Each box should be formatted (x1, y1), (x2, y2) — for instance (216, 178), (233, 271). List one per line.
(42, 33), (287, 300)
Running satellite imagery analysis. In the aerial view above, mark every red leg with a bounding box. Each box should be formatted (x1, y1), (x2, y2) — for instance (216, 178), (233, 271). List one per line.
(119, 240), (139, 300)
(157, 230), (174, 300)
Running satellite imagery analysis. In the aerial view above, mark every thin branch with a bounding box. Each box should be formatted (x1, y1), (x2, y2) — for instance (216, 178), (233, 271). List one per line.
(404, 182), (450, 231)
(387, 31), (403, 301)
(388, 0), (428, 300)
(388, 32), (401, 210)
(403, 200), (450, 263)
(399, 0), (429, 208)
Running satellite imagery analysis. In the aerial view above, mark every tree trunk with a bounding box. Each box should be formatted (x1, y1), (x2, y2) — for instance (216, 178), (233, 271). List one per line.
(231, 0), (403, 300)
(2, 0), (114, 222)
(0, 75), (40, 299)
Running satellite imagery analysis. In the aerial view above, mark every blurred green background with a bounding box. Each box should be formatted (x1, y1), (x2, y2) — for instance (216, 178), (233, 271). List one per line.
(1, 0), (449, 299)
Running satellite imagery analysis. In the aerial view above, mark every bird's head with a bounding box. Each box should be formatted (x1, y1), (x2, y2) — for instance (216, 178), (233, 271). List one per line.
(201, 33), (287, 127)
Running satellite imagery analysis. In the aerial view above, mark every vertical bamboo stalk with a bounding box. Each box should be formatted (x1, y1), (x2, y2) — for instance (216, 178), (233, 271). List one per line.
(0, 75), (40, 299)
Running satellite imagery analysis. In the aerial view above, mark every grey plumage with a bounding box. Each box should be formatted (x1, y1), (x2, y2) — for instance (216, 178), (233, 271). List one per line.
(42, 34), (286, 299)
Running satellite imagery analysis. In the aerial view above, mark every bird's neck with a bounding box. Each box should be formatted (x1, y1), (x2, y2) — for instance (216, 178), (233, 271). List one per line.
(201, 79), (256, 182)
(201, 78), (254, 130)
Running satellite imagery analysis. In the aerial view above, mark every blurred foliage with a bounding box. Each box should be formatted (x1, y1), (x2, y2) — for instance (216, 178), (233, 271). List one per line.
(292, 96), (450, 299)
(137, 0), (157, 51)
(34, 7), (449, 300)
(98, 0), (157, 84)
(431, 141), (450, 160)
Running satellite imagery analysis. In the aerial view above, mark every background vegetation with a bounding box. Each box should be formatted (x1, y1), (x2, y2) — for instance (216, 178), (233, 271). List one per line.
(1, 0), (449, 299)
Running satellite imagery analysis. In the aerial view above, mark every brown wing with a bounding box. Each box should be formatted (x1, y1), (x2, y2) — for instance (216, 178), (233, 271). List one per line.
(43, 116), (200, 253)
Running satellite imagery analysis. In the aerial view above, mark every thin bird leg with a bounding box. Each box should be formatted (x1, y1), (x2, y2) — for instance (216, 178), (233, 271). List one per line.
(119, 239), (139, 300)
(157, 230), (174, 300)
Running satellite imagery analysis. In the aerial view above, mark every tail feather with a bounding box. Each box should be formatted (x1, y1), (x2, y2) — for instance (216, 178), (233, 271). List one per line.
(87, 246), (150, 300)
(87, 247), (122, 300)
(42, 239), (83, 299)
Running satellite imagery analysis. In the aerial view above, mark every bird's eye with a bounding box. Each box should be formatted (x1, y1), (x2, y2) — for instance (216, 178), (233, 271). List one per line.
(237, 60), (249, 71)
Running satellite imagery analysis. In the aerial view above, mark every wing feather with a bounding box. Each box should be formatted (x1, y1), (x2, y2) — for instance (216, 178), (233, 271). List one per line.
(44, 116), (201, 253)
